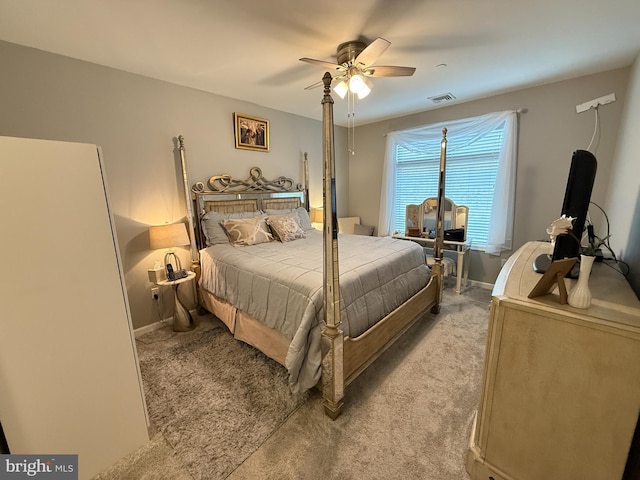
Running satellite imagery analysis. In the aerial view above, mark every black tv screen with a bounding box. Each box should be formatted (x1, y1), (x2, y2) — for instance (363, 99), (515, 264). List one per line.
(552, 149), (597, 262)
(533, 149), (597, 277)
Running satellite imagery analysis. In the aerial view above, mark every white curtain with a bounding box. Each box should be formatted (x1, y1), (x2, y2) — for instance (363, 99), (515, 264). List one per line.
(378, 110), (518, 255)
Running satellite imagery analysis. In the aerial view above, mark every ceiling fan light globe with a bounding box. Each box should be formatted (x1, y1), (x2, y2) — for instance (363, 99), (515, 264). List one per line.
(333, 81), (348, 99)
(349, 74), (366, 94)
(357, 83), (371, 99)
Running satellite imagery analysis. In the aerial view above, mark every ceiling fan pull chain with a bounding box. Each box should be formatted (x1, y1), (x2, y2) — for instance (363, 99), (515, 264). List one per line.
(351, 110), (355, 156)
(347, 91), (356, 155)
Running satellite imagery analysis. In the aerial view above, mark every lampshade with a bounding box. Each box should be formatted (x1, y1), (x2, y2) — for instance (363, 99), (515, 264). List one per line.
(333, 81), (349, 99)
(349, 74), (365, 93)
(334, 75), (372, 100)
(356, 78), (371, 99)
(310, 207), (324, 223)
(149, 223), (190, 250)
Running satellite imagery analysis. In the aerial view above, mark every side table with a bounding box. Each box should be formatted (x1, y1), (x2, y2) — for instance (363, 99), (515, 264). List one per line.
(157, 271), (196, 332)
(393, 235), (471, 293)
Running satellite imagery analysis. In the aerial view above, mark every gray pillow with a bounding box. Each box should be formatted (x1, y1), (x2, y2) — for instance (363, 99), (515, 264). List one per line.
(354, 224), (375, 236)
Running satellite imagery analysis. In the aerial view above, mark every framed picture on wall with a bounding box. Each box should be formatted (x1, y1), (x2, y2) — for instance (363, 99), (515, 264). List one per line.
(234, 113), (269, 152)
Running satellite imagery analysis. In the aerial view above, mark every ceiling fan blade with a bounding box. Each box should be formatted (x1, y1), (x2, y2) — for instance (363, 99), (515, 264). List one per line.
(304, 74), (346, 90)
(365, 65), (416, 77)
(299, 57), (344, 71)
(304, 80), (325, 90)
(354, 37), (391, 67)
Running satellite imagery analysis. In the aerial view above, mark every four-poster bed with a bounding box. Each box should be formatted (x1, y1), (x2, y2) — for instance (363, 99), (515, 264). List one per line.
(176, 73), (448, 418)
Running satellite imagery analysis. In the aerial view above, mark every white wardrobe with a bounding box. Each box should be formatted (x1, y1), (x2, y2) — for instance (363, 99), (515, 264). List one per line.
(0, 136), (148, 479)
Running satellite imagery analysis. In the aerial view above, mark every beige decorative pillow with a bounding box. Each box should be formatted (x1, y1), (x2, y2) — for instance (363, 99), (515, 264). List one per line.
(264, 207), (314, 232)
(266, 213), (306, 242)
(220, 216), (273, 246)
(201, 210), (262, 246)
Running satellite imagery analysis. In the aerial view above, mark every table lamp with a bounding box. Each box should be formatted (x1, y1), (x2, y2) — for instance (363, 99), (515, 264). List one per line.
(149, 223), (190, 277)
(310, 207), (324, 229)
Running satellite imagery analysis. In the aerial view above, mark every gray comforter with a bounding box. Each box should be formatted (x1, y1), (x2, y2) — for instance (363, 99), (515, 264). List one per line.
(199, 230), (430, 393)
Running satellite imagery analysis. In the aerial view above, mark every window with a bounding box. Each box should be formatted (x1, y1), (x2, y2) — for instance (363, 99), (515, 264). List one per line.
(379, 111), (517, 254)
(394, 127), (504, 248)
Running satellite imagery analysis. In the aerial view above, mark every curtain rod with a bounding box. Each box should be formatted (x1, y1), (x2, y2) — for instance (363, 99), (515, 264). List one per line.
(382, 108), (528, 136)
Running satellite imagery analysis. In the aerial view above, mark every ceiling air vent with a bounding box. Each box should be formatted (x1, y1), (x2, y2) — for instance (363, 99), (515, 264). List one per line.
(428, 93), (456, 104)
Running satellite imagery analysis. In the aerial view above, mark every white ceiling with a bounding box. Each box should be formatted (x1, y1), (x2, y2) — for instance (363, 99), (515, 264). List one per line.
(1, 0), (639, 127)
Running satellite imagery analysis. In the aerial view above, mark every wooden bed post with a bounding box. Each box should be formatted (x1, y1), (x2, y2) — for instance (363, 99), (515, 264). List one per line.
(303, 151), (310, 211)
(178, 135), (199, 270)
(431, 128), (448, 313)
(178, 135), (203, 314)
(320, 72), (344, 419)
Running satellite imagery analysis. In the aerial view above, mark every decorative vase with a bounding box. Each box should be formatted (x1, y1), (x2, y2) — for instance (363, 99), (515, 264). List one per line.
(568, 254), (595, 309)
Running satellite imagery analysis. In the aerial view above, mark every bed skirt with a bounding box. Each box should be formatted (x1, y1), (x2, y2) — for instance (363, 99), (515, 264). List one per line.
(199, 276), (439, 390)
(200, 288), (291, 367)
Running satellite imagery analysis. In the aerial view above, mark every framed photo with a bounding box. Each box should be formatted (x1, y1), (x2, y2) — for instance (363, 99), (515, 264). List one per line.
(528, 257), (577, 304)
(234, 113), (269, 152)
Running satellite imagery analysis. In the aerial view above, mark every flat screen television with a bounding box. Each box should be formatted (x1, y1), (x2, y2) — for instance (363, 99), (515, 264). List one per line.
(533, 149), (597, 277)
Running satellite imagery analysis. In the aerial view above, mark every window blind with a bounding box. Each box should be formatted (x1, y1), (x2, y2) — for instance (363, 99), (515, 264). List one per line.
(393, 126), (505, 249)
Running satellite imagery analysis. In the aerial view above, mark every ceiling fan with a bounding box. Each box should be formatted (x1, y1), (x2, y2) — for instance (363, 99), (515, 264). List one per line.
(300, 37), (416, 99)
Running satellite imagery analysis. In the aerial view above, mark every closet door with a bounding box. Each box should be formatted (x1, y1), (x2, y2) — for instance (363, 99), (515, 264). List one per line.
(0, 136), (148, 479)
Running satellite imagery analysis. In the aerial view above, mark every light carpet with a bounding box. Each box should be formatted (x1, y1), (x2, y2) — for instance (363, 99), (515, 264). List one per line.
(94, 284), (490, 479)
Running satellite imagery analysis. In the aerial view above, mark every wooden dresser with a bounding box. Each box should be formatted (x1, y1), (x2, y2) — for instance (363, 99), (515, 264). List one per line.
(466, 241), (640, 480)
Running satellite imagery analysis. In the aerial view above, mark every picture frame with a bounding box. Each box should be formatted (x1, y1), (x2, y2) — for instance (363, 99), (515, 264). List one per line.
(234, 113), (269, 152)
(528, 257), (577, 304)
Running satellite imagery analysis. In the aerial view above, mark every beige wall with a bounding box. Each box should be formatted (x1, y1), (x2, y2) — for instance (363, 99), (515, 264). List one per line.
(0, 40), (348, 329)
(350, 68), (633, 286)
(2, 39), (637, 332)
(607, 54), (640, 294)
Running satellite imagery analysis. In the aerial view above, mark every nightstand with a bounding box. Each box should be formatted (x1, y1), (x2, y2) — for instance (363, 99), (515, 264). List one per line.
(157, 271), (196, 332)
(392, 235), (471, 293)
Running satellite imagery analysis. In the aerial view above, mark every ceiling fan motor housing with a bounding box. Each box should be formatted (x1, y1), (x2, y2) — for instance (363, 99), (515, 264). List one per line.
(337, 41), (367, 66)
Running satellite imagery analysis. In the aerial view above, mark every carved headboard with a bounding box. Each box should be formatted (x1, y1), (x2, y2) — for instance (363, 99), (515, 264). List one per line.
(191, 167), (306, 250)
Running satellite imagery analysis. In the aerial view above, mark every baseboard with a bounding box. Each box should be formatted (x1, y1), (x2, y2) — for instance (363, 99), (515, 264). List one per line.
(134, 319), (170, 338)
(466, 279), (494, 290)
(133, 309), (199, 338)
(443, 277), (494, 291)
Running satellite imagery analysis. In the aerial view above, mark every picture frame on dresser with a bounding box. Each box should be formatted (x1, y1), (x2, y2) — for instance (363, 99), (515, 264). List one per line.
(527, 257), (577, 304)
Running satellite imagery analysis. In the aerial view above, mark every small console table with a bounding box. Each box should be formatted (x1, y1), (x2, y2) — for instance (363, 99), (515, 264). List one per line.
(157, 271), (196, 332)
(393, 235), (471, 293)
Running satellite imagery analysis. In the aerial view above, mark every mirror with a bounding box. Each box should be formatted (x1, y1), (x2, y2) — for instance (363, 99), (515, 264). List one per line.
(405, 197), (468, 241)
(405, 204), (422, 236)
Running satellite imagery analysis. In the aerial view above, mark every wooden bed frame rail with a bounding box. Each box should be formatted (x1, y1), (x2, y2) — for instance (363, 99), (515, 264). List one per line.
(343, 279), (440, 386)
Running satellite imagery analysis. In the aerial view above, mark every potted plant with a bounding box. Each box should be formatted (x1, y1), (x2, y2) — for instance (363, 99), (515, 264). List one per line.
(580, 232), (610, 258)
(568, 232), (610, 308)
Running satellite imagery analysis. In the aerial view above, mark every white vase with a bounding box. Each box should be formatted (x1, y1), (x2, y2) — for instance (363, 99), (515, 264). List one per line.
(568, 254), (595, 309)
